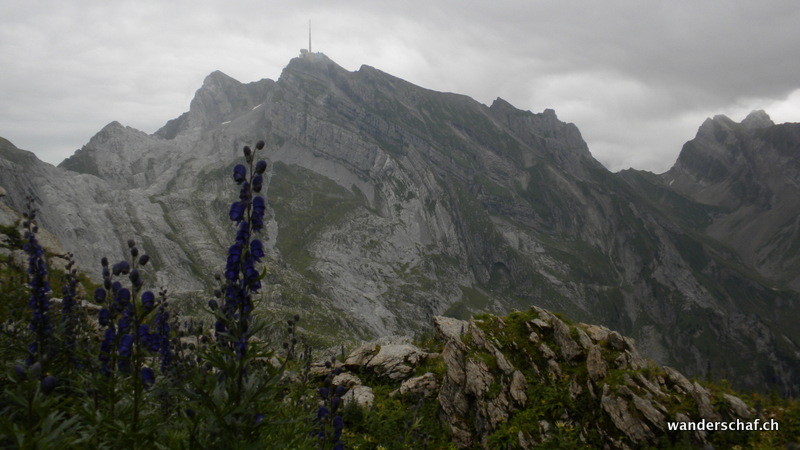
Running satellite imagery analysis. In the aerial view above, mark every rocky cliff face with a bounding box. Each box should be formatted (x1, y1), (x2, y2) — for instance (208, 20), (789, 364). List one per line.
(333, 309), (758, 448)
(662, 111), (800, 289)
(1, 53), (798, 393)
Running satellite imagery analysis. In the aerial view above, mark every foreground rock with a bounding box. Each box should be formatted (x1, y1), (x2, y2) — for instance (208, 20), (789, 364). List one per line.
(431, 310), (754, 448)
(330, 307), (759, 448)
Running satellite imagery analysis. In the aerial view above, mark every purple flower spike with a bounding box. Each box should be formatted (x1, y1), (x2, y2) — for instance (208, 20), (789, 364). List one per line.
(232, 164), (247, 184)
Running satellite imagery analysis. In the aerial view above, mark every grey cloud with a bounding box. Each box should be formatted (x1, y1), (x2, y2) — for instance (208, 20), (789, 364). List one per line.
(1, 1), (799, 172)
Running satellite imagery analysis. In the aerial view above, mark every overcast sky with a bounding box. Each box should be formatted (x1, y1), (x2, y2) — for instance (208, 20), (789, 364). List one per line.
(2, 1), (800, 173)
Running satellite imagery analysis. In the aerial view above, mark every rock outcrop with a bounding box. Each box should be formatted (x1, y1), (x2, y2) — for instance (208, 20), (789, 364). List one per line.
(322, 309), (758, 448)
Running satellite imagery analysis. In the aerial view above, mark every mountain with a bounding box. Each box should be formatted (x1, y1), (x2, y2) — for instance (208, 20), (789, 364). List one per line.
(1, 53), (798, 393)
(662, 111), (800, 289)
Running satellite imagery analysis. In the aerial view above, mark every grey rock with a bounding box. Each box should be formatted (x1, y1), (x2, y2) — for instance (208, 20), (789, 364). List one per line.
(723, 393), (753, 419)
(342, 385), (374, 408)
(346, 343), (427, 380)
(399, 372), (438, 397)
(433, 315), (467, 342)
(552, 317), (581, 360)
(586, 344), (607, 381)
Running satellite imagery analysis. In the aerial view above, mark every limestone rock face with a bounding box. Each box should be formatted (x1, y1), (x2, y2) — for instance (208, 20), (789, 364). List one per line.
(1, 56), (799, 393)
(428, 308), (756, 448)
(342, 385), (374, 409)
(398, 372), (438, 397)
(345, 343), (428, 381)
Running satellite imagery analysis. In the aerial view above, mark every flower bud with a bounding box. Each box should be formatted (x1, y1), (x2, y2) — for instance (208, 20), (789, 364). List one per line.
(138, 254), (150, 266)
(232, 164), (247, 184)
(255, 140), (265, 150)
(12, 365), (26, 381)
(41, 375), (57, 394)
(141, 367), (155, 387)
(99, 308), (111, 326)
(127, 239), (136, 248)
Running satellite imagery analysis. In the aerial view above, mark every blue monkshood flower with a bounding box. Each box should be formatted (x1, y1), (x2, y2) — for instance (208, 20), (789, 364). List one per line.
(335, 385), (347, 397)
(243, 257), (259, 282)
(141, 291), (155, 311)
(250, 239), (265, 261)
(129, 269), (142, 288)
(235, 222), (250, 244)
(98, 308), (111, 327)
(118, 334), (134, 358)
(251, 196), (265, 231)
(316, 406), (329, 420)
(253, 413), (264, 424)
(255, 160), (267, 174)
(118, 313), (132, 335)
(112, 261), (130, 276)
(319, 387), (330, 399)
(23, 220), (52, 365)
(99, 327), (116, 375)
(239, 182), (251, 201)
(333, 415), (343, 430)
(138, 254), (150, 266)
(252, 175), (263, 192)
(100, 328), (115, 352)
(141, 367), (155, 387)
(41, 375), (57, 394)
(331, 396), (341, 412)
(208, 299), (218, 310)
(215, 320), (226, 333)
(232, 164), (247, 184)
(229, 201), (246, 223)
(111, 281), (122, 293)
(140, 332), (159, 353)
(94, 287), (107, 302)
(13, 365), (26, 381)
(117, 288), (131, 303)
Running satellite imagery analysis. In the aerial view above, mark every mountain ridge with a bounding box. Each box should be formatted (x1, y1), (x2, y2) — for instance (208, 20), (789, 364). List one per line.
(1, 53), (798, 393)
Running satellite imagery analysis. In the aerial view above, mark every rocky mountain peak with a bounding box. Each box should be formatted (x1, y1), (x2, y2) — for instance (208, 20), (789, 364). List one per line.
(202, 70), (238, 88)
(741, 109), (775, 130)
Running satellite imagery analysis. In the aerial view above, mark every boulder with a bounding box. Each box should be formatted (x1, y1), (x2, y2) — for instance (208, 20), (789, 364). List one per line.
(399, 372), (438, 398)
(342, 385), (374, 408)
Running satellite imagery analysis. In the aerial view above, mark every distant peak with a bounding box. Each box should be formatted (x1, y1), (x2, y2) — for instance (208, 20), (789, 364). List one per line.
(203, 70), (238, 87)
(741, 110), (774, 130)
(101, 121), (124, 131)
(712, 114), (733, 124)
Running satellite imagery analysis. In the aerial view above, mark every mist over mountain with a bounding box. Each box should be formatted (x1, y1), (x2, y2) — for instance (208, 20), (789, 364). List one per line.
(1, 53), (798, 393)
